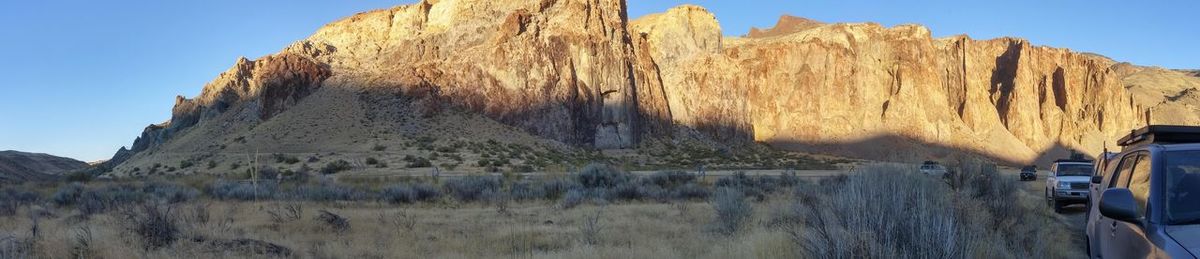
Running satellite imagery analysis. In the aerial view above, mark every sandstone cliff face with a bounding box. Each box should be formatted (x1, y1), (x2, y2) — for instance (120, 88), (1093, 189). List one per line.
(745, 15), (823, 38)
(301, 0), (664, 149)
(110, 52), (331, 166)
(639, 14), (1141, 163)
(110, 0), (1156, 168)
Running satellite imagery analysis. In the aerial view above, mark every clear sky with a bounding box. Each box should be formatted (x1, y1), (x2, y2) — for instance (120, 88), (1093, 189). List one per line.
(1, 1), (1196, 162)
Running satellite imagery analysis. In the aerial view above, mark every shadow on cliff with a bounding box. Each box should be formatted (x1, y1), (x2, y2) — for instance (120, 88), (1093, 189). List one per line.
(765, 134), (1094, 167)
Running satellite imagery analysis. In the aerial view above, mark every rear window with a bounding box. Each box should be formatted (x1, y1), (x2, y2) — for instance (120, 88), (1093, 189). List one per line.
(1164, 151), (1200, 225)
(1055, 164), (1093, 176)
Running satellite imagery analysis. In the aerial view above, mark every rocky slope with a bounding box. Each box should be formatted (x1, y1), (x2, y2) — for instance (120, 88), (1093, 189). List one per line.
(1116, 65), (1200, 126)
(105, 0), (1180, 174)
(0, 151), (87, 182)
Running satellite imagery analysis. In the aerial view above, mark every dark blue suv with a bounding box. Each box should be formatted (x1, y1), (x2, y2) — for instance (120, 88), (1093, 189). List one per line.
(1086, 125), (1200, 258)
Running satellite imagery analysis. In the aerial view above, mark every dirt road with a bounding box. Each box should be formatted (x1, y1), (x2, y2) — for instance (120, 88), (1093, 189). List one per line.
(1004, 168), (1090, 257)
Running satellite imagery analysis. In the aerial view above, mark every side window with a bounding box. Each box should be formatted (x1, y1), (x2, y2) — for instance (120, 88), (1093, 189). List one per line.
(1128, 154), (1152, 214)
(1109, 154), (1138, 188)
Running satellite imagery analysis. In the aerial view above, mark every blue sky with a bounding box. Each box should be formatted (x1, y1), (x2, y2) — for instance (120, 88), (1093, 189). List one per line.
(0, 1), (1196, 161)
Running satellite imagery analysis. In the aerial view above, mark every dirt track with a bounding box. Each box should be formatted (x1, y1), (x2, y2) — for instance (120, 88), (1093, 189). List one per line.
(1005, 168), (1090, 258)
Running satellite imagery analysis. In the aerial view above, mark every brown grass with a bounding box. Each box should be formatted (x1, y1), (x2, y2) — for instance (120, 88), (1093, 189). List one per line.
(0, 162), (1083, 258)
(0, 199), (804, 258)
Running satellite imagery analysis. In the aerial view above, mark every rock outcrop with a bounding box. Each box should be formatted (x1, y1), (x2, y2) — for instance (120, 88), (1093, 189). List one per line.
(745, 15), (824, 38)
(108, 0), (1164, 169)
(631, 8), (1141, 163)
(0, 151), (87, 183)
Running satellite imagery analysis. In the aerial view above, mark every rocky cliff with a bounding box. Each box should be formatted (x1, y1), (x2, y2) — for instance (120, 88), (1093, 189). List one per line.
(108, 0), (1159, 169)
(631, 7), (1142, 163)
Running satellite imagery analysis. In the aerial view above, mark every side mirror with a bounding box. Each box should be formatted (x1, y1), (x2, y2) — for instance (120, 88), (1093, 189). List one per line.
(1099, 188), (1141, 223)
(1091, 175), (1103, 184)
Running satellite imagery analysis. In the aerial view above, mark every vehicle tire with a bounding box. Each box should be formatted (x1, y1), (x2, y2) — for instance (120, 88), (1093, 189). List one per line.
(1045, 189), (1052, 207)
(1052, 198), (1064, 213)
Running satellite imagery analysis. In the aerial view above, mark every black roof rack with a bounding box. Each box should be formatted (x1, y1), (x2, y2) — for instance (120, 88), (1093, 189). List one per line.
(1118, 125), (1200, 147)
(1052, 159), (1093, 164)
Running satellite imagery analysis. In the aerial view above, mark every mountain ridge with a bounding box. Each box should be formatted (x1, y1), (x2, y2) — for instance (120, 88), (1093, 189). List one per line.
(96, 0), (1190, 176)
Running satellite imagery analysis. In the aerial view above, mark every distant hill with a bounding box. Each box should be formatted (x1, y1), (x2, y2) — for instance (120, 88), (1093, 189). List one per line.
(1175, 69), (1200, 78)
(0, 150), (87, 183)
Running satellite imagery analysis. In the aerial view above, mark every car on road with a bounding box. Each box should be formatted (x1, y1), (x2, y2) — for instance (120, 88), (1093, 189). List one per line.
(1086, 125), (1200, 258)
(919, 161), (947, 176)
(1020, 165), (1038, 181)
(1045, 159), (1094, 213)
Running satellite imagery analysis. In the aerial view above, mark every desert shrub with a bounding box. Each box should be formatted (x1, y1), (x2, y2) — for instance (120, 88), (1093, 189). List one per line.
(380, 183), (442, 204)
(250, 166), (280, 180)
(640, 171), (696, 188)
(0, 200), (14, 217)
(508, 181), (547, 201)
(266, 203), (303, 223)
(560, 189), (589, 209)
(315, 210), (350, 234)
(709, 188), (752, 235)
(365, 157), (379, 165)
(52, 183), (86, 207)
(272, 154), (300, 164)
(207, 160), (218, 169)
(179, 160), (194, 169)
(119, 203), (180, 250)
(142, 181), (199, 204)
(574, 163), (631, 188)
(294, 182), (367, 202)
(444, 176), (501, 202)
(0, 187), (38, 216)
(777, 171), (801, 187)
(0, 187), (40, 207)
(65, 171), (94, 182)
(780, 163), (1063, 258)
(670, 183), (711, 200)
(320, 160), (352, 175)
(372, 144), (387, 151)
(77, 190), (116, 216)
(579, 207), (605, 245)
(74, 185), (144, 215)
(560, 188), (613, 209)
(607, 182), (646, 201)
(509, 164), (535, 173)
(714, 172), (780, 201)
(510, 179), (574, 201)
(208, 180), (279, 201)
(406, 157), (432, 168)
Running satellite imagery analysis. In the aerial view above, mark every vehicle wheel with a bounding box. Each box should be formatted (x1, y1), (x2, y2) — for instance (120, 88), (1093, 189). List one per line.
(1045, 189), (1052, 207)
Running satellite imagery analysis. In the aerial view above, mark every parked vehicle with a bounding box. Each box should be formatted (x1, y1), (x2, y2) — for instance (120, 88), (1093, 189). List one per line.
(1020, 165), (1038, 181)
(1045, 159), (1094, 213)
(1086, 125), (1200, 258)
(919, 161), (947, 176)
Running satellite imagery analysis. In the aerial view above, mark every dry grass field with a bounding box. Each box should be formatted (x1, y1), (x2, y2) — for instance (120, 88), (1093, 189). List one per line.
(1, 160), (1085, 258)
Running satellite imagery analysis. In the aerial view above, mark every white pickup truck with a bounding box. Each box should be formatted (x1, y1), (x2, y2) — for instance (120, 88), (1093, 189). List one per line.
(1044, 159), (1094, 213)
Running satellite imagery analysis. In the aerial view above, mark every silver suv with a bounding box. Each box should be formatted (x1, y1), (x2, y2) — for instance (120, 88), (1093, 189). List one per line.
(1045, 159), (1094, 213)
(1086, 125), (1200, 258)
